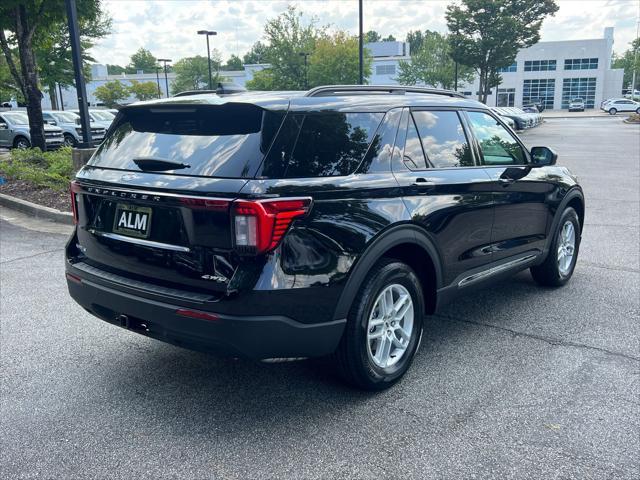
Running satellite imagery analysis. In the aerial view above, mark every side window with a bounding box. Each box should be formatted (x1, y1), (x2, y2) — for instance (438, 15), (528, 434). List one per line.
(412, 110), (474, 168)
(259, 112), (383, 178)
(402, 116), (427, 170)
(358, 109), (402, 174)
(466, 111), (526, 166)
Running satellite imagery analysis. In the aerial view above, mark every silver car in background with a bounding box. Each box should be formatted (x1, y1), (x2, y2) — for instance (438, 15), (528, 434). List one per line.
(0, 111), (64, 149)
(42, 110), (106, 147)
(70, 109), (115, 129)
(602, 98), (640, 115)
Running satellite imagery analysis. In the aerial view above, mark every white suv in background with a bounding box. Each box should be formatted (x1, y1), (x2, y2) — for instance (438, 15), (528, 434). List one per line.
(602, 99), (640, 115)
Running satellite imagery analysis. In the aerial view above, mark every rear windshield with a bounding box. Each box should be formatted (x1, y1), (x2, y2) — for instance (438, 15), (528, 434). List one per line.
(88, 105), (283, 178)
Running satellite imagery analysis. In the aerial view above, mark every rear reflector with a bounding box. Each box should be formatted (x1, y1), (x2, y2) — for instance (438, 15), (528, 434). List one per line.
(179, 197), (230, 211)
(66, 272), (82, 284)
(232, 197), (312, 254)
(176, 309), (219, 321)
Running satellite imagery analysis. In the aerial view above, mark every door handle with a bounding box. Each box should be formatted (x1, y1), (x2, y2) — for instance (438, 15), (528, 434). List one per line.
(413, 177), (436, 188)
(498, 177), (515, 186)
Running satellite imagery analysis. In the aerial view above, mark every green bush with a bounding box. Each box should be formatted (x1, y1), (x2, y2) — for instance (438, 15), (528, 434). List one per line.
(2, 147), (74, 191)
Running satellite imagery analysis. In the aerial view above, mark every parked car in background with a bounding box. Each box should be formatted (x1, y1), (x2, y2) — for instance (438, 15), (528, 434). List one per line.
(493, 107), (541, 130)
(0, 111), (63, 149)
(499, 114), (516, 130)
(492, 107), (528, 130)
(65, 85), (583, 390)
(600, 98), (626, 109)
(568, 98), (585, 112)
(42, 110), (106, 147)
(70, 109), (116, 129)
(602, 98), (640, 115)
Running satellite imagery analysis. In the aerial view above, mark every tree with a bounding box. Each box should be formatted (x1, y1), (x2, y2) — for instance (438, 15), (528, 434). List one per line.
(0, 52), (23, 104)
(308, 32), (372, 87)
(242, 41), (268, 64)
(221, 54), (243, 71)
(397, 30), (474, 90)
(446, 0), (559, 103)
(0, 0), (110, 149)
(406, 30), (425, 54)
(364, 30), (381, 43)
(259, 6), (320, 90)
(245, 68), (276, 90)
(128, 80), (158, 101)
(612, 38), (640, 92)
(107, 64), (125, 74)
(171, 54), (222, 94)
(94, 80), (128, 107)
(382, 34), (396, 42)
(36, 11), (110, 109)
(127, 47), (156, 73)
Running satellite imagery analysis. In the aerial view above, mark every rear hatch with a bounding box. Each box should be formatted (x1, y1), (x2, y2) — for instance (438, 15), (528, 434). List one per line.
(71, 102), (286, 295)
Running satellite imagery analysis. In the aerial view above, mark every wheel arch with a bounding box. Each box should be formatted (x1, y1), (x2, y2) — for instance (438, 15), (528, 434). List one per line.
(12, 135), (30, 148)
(332, 224), (443, 321)
(543, 187), (585, 257)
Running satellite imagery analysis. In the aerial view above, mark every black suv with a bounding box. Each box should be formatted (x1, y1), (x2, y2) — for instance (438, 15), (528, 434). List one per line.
(65, 85), (584, 390)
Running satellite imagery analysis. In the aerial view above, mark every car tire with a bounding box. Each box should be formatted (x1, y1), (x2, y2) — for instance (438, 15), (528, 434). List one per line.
(636, 107), (640, 114)
(63, 134), (77, 147)
(13, 136), (30, 149)
(333, 258), (424, 391)
(531, 207), (581, 287)
(609, 108), (617, 115)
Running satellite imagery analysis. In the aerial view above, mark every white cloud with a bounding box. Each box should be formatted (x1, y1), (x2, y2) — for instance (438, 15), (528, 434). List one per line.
(90, 0), (639, 66)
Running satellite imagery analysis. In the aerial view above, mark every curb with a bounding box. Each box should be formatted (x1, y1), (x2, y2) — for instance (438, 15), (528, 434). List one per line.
(0, 193), (73, 224)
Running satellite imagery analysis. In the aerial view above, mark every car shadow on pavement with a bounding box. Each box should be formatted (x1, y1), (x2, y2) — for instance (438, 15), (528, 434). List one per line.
(69, 270), (554, 432)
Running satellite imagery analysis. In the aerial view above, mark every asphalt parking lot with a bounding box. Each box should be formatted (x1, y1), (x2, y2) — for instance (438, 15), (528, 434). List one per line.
(1, 116), (639, 479)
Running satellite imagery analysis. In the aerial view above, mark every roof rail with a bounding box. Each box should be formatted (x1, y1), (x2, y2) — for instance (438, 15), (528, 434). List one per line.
(304, 85), (465, 98)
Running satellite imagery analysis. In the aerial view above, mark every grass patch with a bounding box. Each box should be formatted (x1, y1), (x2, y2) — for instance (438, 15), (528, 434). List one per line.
(625, 113), (640, 123)
(0, 147), (74, 191)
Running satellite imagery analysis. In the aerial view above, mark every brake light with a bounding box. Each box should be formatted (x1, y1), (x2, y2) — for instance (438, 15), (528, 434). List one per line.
(232, 198), (312, 254)
(70, 181), (81, 224)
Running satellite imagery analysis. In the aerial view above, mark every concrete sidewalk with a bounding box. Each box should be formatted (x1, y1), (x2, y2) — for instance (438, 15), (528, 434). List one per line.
(541, 109), (628, 119)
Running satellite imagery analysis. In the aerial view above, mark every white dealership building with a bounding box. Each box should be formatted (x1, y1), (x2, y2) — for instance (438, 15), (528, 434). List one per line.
(39, 27), (623, 111)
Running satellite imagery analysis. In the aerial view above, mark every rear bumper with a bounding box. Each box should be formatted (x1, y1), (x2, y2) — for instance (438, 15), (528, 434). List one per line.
(66, 263), (346, 360)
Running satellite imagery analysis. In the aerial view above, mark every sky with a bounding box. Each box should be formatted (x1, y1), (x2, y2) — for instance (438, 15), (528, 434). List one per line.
(91, 0), (640, 66)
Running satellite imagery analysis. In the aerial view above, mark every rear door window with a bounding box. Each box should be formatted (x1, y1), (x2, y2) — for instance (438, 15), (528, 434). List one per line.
(88, 105), (284, 178)
(412, 110), (474, 168)
(258, 112), (384, 178)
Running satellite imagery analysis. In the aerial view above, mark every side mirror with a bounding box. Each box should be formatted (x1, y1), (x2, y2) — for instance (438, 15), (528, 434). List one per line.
(530, 146), (557, 167)
(46, 120), (57, 126)
(0, 122), (7, 130)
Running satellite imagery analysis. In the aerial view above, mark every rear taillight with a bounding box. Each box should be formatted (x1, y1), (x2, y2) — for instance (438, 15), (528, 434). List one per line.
(70, 181), (81, 224)
(232, 198), (312, 254)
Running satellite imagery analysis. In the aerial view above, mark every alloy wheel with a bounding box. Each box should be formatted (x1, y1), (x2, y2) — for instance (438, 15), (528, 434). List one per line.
(557, 220), (576, 276)
(15, 138), (30, 149)
(366, 283), (414, 369)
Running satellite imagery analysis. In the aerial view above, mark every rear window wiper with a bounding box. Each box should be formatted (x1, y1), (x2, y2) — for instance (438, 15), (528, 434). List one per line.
(132, 157), (191, 171)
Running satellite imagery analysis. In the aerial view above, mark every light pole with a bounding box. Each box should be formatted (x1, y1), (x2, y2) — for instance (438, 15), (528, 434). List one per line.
(197, 30), (217, 90)
(299, 52), (310, 89)
(155, 65), (161, 98)
(632, 12), (639, 97)
(358, 0), (364, 85)
(64, 0), (92, 148)
(157, 58), (172, 97)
